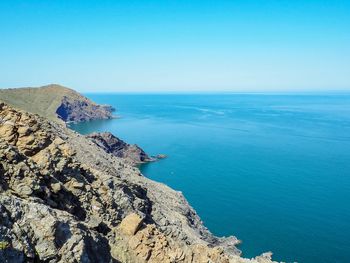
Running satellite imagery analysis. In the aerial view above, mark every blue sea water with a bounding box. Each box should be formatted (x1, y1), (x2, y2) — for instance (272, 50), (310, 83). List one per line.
(70, 93), (350, 263)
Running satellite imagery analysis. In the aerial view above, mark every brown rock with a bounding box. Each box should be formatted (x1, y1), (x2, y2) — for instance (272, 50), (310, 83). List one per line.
(17, 126), (31, 136)
(119, 213), (144, 236)
(51, 182), (62, 193)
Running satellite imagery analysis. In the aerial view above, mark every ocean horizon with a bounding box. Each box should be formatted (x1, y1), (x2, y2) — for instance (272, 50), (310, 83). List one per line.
(70, 93), (350, 263)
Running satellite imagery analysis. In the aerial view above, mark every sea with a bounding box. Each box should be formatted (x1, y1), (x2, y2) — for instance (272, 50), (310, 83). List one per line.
(70, 93), (350, 263)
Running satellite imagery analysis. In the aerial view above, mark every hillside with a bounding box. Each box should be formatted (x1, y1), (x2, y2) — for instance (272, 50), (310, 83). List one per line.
(0, 84), (114, 123)
(0, 102), (277, 262)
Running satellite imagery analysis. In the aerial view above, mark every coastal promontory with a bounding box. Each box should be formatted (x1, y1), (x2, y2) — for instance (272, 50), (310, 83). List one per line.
(86, 132), (154, 165)
(0, 84), (114, 123)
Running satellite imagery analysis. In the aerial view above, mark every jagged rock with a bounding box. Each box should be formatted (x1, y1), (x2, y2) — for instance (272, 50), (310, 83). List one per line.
(119, 213), (144, 235)
(113, 223), (249, 263)
(57, 96), (114, 123)
(86, 132), (154, 165)
(51, 182), (62, 193)
(155, 154), (167, 159)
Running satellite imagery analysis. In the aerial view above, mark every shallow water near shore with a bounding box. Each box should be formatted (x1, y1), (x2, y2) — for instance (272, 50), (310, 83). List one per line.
(70, 93), (350, 263)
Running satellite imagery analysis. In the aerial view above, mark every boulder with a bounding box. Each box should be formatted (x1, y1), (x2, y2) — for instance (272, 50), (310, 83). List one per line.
(119, 213), (144, 236)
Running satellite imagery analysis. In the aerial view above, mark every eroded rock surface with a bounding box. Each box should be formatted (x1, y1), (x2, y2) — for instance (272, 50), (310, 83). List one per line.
(86, 132), (153, 165)
(56, 96), (114, 123)
(0, 102), (278, 262)
(113, 214), (276, 263)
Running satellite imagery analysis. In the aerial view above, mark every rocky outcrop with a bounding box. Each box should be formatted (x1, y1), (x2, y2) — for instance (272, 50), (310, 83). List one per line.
(56, 96), (114, 123)
(86, 132), (153, 165)
(0, 84), (114, 123)
(119, 213), (144, 236)
(0, 102), (278, 262)
(113, 213), (275, 263)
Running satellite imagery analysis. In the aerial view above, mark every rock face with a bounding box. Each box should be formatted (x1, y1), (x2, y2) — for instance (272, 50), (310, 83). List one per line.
(0, 102), (278, 263)
(113, 215), (275, 263)
(86, 132), (153, 165)
(0, 84), (114, 123)
(56, 96), (114, 123)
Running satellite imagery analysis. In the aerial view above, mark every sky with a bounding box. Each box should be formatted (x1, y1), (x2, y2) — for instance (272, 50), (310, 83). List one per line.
(0, 0), (349, 93)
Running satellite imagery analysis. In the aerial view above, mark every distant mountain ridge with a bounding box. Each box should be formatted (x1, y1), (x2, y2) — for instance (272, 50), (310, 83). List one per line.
(0, 84), (114, 123)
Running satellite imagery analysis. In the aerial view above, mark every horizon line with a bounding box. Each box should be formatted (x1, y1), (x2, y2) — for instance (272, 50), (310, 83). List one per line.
(83, 89), (350, 95)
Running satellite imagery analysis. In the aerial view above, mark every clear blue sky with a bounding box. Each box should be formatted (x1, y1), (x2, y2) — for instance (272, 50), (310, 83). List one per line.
(0, 0), (349, 92)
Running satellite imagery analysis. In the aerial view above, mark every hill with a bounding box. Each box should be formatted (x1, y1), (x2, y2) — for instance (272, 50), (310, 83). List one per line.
(0, 84), (114, 123)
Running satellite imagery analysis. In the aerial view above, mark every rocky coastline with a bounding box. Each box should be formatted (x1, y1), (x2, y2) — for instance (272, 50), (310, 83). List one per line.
(0, 84), (115, 123)
(86, 132), (154, 165)
(0, 86), (278, 262)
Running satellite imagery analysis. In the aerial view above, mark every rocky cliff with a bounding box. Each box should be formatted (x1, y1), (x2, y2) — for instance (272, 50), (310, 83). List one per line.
(0, 102), (277, 263)
(0, 84), (114, 123)
(86, 132), (154, 165)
